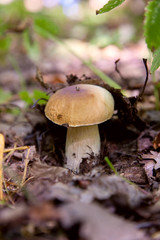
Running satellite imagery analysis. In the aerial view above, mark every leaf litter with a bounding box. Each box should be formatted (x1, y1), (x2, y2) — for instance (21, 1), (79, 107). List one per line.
(1, 59), (160, 240)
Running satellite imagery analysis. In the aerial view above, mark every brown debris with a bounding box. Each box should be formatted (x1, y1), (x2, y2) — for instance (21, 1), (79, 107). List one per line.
(59, 202), (149, 240)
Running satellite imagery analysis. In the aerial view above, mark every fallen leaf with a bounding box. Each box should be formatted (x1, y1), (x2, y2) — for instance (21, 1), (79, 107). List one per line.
(137, 130), (157, 152)
(80, 175), (150, 208)
(29, 160), (73, 183)
(121, 166), (148, 184)
(142, 151), (160, 170)
(59, 202), (148, 240)
(140, 159), (155, 180)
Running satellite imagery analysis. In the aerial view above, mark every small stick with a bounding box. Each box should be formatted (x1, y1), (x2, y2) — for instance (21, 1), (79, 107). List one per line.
(21, 148), (30, 187)
(35, 67), (53, 90)
(137, 58), (149, 101)
(3, 146), (29, 153)
(0, 134), (5, 201)
(115, 59), (124, 80)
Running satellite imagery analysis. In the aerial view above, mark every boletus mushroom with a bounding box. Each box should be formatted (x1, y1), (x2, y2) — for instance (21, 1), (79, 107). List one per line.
(45, 84), (114, 173)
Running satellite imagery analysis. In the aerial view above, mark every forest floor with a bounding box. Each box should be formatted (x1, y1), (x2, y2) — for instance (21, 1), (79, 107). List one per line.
(1, 39), (160, 240)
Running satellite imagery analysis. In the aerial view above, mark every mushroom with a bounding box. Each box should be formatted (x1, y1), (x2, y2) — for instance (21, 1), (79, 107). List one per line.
(45, 84), (114, 173)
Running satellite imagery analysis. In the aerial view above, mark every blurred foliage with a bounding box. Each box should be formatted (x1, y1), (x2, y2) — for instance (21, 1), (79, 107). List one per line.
(19, 89), (49, 106)
(23, 30), (40, 62)
(0, 0), (146, 62)
(0, 88), (12, 104)
(0, 0), (59, 63)
(9, 107), (21, 116)
(34, 13), (58, 38)
(1, 0), (158, 91)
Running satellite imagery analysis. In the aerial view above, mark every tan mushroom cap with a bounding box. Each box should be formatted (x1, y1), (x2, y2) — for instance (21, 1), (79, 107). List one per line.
(45, 84), (114, 127)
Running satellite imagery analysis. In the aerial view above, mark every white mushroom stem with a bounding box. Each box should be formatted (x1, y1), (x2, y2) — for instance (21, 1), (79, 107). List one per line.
(65, 125), (100, 173)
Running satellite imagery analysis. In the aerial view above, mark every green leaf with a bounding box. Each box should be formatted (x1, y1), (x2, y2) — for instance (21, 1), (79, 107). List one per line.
(19, 90), (33, 105)
(33, 89), (49, 104)
(9, 107), (21, 116)
(144, 0), (160, 51)
(0, 88), (12, 104)
(19, 89), (49, 106)
(151, 47), (160, 73)
(23, 30), (40, 62)
(34, 14), (58, 39)
(96, 0), (126, 15)
(0, 37), (11, 52)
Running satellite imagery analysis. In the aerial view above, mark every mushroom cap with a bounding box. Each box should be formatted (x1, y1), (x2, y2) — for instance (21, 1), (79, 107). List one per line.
(45, 84), (114, 127)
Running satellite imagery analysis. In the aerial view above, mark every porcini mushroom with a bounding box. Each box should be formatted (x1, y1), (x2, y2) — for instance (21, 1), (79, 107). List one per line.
(45, 84), (114, 173)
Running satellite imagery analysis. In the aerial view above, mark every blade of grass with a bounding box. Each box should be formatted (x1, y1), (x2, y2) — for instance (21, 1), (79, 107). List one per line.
(53, 37), (121, 89)
(104, 156), (138, 186)
(104, 156), (118, 175)
(8, 55), (26, 90)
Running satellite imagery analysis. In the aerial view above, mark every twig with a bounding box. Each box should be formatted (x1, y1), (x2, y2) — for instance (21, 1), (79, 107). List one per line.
(115, 59), (125, 80)
(137, 58), (149, 101)
(35, 67), (53, 90)
(31, 98), (48, 108)
(21, 147), (30, 187)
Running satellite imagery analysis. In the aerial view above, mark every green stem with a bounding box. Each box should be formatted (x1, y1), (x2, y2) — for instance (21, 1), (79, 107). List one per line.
(104, 156), (138, 187)
(53, 37), (121, 89)
(8, 55), (26, 90)
(152, 71), (160, 110)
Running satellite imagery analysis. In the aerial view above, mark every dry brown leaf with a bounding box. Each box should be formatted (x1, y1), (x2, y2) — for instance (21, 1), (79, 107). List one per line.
(29, 160), (73, 183)
(59, 202), (148, 240)
(80, 175), (150, 208)
(142, 151), (160, 170)
(28, 175), (150, 209)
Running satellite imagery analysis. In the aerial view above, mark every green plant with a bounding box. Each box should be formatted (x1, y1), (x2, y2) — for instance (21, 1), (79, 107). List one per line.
(0, 0), (59, 62)
(0, 0), (122, 89)
(0, 0), (57, 107)
(104, 156), (118, 175)
(19, 89), (49, 106)
(0, 88), (12, 104)
(104, 157), (137, 186)
(96, 0), (160, 109)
